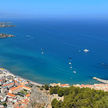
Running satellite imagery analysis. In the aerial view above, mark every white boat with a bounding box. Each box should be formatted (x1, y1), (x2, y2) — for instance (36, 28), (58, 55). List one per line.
(69, 62), (72, 65)
(83, 49), (89, 53)
(70, 66), (72, 69)
(73, 71), (76, 74)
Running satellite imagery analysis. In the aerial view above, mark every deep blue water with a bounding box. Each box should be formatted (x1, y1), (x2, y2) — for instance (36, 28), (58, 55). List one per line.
(0, 19), (108, 84)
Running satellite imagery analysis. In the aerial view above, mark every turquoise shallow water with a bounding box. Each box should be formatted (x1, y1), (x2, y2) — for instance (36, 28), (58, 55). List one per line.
(0, 19), (108, 84)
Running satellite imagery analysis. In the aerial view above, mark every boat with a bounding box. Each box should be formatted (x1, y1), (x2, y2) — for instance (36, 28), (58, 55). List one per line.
(69, 62), (71, 64)
(73, 71), (76, 74)
(41, 48), (44, 55)
(70, 66), (72, 69)
(83, 49), (89, 53)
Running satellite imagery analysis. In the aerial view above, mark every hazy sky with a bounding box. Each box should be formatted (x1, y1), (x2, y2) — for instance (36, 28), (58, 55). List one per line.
(0, 0), (108, 19)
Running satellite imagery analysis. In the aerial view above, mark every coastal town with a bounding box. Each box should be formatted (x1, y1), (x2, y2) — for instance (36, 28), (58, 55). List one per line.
(0, 67), (70, 108)
(0, 68), (35, 108)
(1, 67), (108, 108)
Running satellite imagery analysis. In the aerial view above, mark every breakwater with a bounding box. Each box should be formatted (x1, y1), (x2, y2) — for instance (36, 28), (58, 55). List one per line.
(93, 77), (108, 84)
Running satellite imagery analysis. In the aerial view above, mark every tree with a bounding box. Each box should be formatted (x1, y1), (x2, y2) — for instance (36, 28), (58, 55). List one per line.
(50, 86), (59, 94)
(51, 99), (59, 108)
(44, 84), (49, 90)
(57, 88), (64, 97)
(94, 96), (108, 108)
(51, 86), (108, 108)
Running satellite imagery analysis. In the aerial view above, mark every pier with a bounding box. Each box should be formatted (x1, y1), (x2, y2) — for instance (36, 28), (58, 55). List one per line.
(93, 77), (108, 84)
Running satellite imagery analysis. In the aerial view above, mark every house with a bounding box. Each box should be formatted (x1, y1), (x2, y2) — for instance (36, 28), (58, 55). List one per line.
(2, 82), (14, 89)
(9, 85), (23, 94)
(60, 84), (70, 87)
(50, 83), (61, 87)
(9, 85), (31, 94)
(7, 93), (16, 97)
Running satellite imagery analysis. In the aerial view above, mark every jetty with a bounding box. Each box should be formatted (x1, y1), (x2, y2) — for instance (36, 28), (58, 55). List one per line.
(93, 77), (108, 84)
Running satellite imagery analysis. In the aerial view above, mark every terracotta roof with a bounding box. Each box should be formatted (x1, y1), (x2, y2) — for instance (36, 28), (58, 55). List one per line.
(7, 93), (16, 97)
(61, 84), (69, 87)
(10, 85), (31, 91)
(2, 82), (14, 87)
(10, 85), (23, 91)
(26, 94), (30, 97)
(21, 82), (28, 85)
(0, 79), (2, 82)
(23, 86), (31, 90)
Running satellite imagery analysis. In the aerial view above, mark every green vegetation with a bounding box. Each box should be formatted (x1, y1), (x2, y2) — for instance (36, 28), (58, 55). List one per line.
(50, 86), (108, 108)
(0, 102), (7, 107)
(40, 84), (50, 91)
(50, 86), (59, 94)
(3, 102), (7, 107)
(20, 89), (28, 95)
(44, 84), (49, 90)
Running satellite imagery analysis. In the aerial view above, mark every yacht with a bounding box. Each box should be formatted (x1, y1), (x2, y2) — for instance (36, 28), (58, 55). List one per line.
(83, 49), (89, 53)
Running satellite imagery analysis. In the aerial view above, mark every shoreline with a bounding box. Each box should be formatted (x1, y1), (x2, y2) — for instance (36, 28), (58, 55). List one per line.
(0, 67), (43, 87)
(1, 67), (107, 87)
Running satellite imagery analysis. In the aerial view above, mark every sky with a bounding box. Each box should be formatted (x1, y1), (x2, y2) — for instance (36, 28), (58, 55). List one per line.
(0, 0), (108, 19)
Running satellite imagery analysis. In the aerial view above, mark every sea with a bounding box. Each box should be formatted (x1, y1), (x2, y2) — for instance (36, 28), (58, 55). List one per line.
(0, 18), (108, 85)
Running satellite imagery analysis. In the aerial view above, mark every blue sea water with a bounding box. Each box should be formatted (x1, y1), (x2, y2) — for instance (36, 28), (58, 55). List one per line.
(0, 19), (108, 84)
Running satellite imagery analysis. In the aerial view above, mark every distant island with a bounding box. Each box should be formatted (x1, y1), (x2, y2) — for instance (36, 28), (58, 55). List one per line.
(0, 33), (14, 38)
(0, 22), (16, 28)
(0, 22), (15, 39)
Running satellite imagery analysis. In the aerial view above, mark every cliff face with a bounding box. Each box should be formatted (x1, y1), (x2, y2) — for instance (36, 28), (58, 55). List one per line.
(27, 86), (51, 108)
